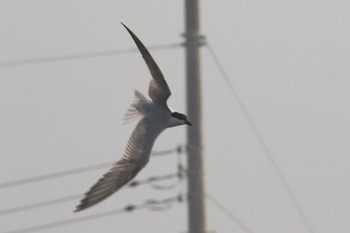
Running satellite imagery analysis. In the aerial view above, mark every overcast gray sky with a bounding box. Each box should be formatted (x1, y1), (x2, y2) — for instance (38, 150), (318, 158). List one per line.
(1, 1), (350, 233)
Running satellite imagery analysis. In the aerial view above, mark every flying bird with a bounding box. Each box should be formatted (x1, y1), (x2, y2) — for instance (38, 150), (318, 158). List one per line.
(74, 23), (192, 212)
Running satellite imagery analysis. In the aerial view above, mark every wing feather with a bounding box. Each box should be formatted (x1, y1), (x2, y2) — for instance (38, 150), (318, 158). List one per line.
(121, 23), (171, 107)
(75, 162), (142, 212)
(75, 118), (163, 212)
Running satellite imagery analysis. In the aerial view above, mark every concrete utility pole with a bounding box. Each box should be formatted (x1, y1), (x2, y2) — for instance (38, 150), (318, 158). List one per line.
(184, 0), (206, 233)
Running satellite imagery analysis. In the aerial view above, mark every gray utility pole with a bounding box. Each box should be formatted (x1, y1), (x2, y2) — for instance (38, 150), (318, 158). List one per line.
(184, 0), (206, 233)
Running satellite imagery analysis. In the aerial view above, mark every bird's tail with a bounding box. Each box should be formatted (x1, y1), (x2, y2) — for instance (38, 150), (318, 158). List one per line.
(123, 89), (147, 124)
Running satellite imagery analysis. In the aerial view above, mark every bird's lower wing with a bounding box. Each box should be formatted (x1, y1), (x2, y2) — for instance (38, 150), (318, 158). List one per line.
(75, 161), (144, 212)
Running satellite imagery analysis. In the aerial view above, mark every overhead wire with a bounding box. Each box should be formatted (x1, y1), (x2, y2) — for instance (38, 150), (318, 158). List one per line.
(0, 145), (184, 190)
(144, 195), (183, 211)
(0, 194), (80, 216)
(206, 193), (256, 233)
(2, 196), (182, 233)
(150, 182), (178, 190)
(204, 41), (316, 233)
(0, 43), (182, 67)
(0, 172), (183, 216)
(0, 162), (112, 190)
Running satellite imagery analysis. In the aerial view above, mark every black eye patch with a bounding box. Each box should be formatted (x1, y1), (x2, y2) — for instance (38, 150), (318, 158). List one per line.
(171, 112), (187, 120)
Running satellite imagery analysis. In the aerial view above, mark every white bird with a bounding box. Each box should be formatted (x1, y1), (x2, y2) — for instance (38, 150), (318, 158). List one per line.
(74, 23), (191, 212)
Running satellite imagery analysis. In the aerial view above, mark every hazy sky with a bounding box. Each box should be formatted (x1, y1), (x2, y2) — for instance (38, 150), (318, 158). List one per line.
(1, 1), (350, 233)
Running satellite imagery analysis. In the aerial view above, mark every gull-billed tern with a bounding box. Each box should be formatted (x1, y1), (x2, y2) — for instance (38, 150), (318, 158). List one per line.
(74, 23), (192, 212)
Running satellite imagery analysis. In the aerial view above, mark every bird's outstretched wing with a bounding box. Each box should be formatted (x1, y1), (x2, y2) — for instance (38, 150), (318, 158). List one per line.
(74, 160), (144, 212)
(121, 23), (171, 108)
(75, 117), (162, 212)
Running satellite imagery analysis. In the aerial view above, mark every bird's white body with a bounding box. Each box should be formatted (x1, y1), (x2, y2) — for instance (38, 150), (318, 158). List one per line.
(74, 24), (191, 212)
(122, 90), (172, 164)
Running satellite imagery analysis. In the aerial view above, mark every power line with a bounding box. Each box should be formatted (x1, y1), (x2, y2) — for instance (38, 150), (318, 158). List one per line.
(144, 195), (183, 211)
(150, 145), (184, 156)
(0, 172), (182, 216)
(0, 194), (80, 216)
(206, 193), (256, 233)
(150, 181), (178, 190)
(0, 162), (112, 190)
(128, 173), (180, 188)
(2, 196), (182, 233)
(205, 41), (316, 233)
(0, 43), (182, 68)
(0, 145), (184, 190)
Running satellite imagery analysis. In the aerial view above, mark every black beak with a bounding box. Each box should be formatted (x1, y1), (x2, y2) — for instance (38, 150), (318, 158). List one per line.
(185, 120), (192, 126)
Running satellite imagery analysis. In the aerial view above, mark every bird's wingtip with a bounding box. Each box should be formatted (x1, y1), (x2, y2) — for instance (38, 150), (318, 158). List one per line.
(73, 205), (82, 213)
(120, 22), (129, 30)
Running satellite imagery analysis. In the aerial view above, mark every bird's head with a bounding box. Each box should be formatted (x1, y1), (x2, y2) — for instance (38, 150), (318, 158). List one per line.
(169, 112), (192, 127)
